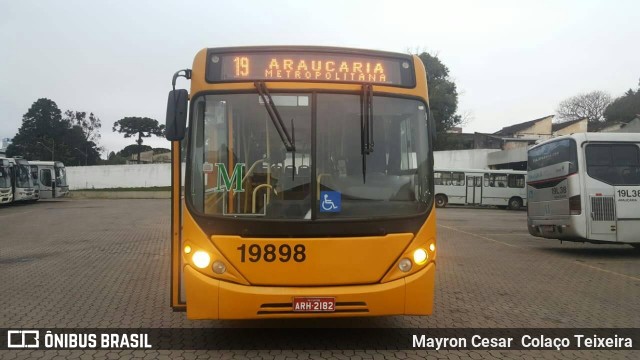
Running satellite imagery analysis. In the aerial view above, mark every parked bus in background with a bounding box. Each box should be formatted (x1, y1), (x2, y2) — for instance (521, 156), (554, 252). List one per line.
(28, 164), (40, 201)
(29, 161), (70, 199)
(1, 157), (36, 202)
(434, 168), (527, 210)
(0, 158), (13, 204)
(164, 46), (437, 319)
(527, 133), (640, 248)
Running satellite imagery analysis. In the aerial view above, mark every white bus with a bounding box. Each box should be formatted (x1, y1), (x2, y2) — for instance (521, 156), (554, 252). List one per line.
(434, 168), (527, 210)
(29, 161), (69, 199)
(527, 133), (640, 248)
(1, 157), (37, 202)
(0, 159), (13, 204)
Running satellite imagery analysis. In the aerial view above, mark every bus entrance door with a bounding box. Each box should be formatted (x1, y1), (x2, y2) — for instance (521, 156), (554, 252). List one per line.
(466, 176), (482, 205)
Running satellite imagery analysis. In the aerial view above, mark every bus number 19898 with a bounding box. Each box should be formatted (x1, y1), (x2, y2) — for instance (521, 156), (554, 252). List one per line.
(237, 244), (306, 263)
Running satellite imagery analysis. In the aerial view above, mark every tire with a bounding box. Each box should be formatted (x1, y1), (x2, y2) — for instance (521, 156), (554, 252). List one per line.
(508, 197), (522, 210)
(435, 194), (447, 208)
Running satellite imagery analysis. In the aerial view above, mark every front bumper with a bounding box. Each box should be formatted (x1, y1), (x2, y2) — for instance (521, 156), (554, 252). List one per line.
(0, 193), (12, 204)
(184, 262), (435, 319)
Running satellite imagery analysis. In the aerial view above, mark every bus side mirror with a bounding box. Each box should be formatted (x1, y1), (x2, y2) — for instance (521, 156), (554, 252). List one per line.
(165, 89), (188, 141)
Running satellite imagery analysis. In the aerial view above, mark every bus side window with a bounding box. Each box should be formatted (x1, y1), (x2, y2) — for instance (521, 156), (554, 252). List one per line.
(452, 172), (464, 186)
(441, 172), (452, 185)
(484, 173), (490, 187)
(508, 174), (525, 188)
(586, 144), (640, 185)
(434, 171), (443, 185)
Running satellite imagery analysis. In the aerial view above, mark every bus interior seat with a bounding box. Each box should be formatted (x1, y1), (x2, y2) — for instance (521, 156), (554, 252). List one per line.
(284, 165), (296, 178)
(298, 165), (310, 177)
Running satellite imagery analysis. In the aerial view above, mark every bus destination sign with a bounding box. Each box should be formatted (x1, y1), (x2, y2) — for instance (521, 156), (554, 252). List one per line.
(206, 51), (415, 87)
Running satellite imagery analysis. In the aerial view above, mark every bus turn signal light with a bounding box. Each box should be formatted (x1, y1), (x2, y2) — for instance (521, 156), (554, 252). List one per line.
(398, 258), (412, 272)
(429, 243), (435, 252)
(212, 260), (226, 274)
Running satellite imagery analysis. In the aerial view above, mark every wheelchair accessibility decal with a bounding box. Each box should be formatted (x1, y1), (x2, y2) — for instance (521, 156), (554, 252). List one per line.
(320, 191), (341, 212)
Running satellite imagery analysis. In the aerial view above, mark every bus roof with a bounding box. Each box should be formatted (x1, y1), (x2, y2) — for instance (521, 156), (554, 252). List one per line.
(530, 132), (640, 151)
(28, 160), (65, 167)
(435, 168), (527, 174)
(204, 45), (413, 59)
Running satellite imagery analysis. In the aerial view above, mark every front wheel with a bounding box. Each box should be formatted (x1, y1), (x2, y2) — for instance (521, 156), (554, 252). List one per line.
(435, 194), (447, 208)
(508, 197), (523, 210)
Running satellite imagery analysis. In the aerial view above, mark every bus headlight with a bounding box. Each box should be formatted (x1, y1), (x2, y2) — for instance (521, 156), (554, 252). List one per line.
(192, 251), (211, 269)
(398, 258), (412, 272)
(413, 248), (428, 265)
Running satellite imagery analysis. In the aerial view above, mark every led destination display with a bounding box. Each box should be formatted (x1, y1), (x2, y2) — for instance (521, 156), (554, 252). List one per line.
(206, 50), (415, 86)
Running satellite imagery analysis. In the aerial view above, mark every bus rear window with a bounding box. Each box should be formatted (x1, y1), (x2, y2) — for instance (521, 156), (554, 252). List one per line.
(586, 144), (640, 185)
(528, 138), (578, 172)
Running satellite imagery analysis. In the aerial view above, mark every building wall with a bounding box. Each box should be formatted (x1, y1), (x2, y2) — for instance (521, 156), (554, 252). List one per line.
(502, 140), (535, 150)
(554, 119), (588, 136)
(67, 163), (185, 190)
(487, 147), (528, 168)
(514, 116), (552, 137)
(610, 118), (640, 133)
(434, 149), (497, 169)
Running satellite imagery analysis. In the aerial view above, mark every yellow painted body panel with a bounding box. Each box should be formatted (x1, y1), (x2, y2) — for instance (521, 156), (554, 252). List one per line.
(185, 261), (435, 319)
(171, 46), (436, 319)
(211, 233), (413, 286)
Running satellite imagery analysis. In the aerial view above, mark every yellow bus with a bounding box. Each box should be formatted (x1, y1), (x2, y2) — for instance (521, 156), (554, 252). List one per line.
(165, 46), (437, 319)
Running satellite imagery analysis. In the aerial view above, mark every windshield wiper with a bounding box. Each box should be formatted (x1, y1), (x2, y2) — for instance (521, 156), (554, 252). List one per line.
(360, 84), (374, 183)
(255, 81), (296, 152)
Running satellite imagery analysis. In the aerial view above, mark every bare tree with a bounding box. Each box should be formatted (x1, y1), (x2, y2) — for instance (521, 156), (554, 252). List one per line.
(556, 90), (612, 126)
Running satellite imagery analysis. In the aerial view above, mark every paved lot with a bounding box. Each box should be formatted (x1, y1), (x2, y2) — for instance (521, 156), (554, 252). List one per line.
(1, 200), (638, 359)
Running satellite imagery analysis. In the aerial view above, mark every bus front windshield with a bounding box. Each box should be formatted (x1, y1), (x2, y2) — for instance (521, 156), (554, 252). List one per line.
(15, 164), (32, 188)
(189, 93), (431, 220)
(0, 166), (10, 188)
(55, 166), (68, 187)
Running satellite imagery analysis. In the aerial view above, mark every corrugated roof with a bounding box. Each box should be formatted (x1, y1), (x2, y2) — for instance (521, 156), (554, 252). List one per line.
(551, 118), (586, 132)
(493, 115), (553, 135)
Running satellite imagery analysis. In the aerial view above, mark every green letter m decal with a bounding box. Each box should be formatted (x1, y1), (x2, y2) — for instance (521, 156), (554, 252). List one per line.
(214, 163), (245, 193)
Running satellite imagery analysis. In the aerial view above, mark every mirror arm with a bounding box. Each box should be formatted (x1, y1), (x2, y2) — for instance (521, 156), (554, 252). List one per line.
(172, 69), (192, 91)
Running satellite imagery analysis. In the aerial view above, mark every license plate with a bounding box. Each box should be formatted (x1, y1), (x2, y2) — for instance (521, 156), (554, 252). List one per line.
(292, 297), (335, 312)
(541, 225), (555, 233)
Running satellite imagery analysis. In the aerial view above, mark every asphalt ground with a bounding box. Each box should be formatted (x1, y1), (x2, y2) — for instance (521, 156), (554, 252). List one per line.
(0, 199), (638, 359)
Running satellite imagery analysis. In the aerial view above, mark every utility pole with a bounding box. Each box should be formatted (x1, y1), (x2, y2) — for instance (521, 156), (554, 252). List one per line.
(74, 147), (88, 166)
(37, 139), (55, 161)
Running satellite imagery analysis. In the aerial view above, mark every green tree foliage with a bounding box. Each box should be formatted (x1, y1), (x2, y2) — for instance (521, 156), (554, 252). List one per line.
(6, 98), (102, 165)
(604, 80), (640, 124)
(112, 117), (165, 164)
(117, 144), (153, 158)
(103, 151), (127, 165)
(416, 52), (462, 150)
(63, 110), (102, 144)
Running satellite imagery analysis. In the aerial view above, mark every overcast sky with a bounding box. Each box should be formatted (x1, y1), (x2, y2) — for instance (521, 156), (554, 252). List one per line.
(1, 0), (638, 157)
